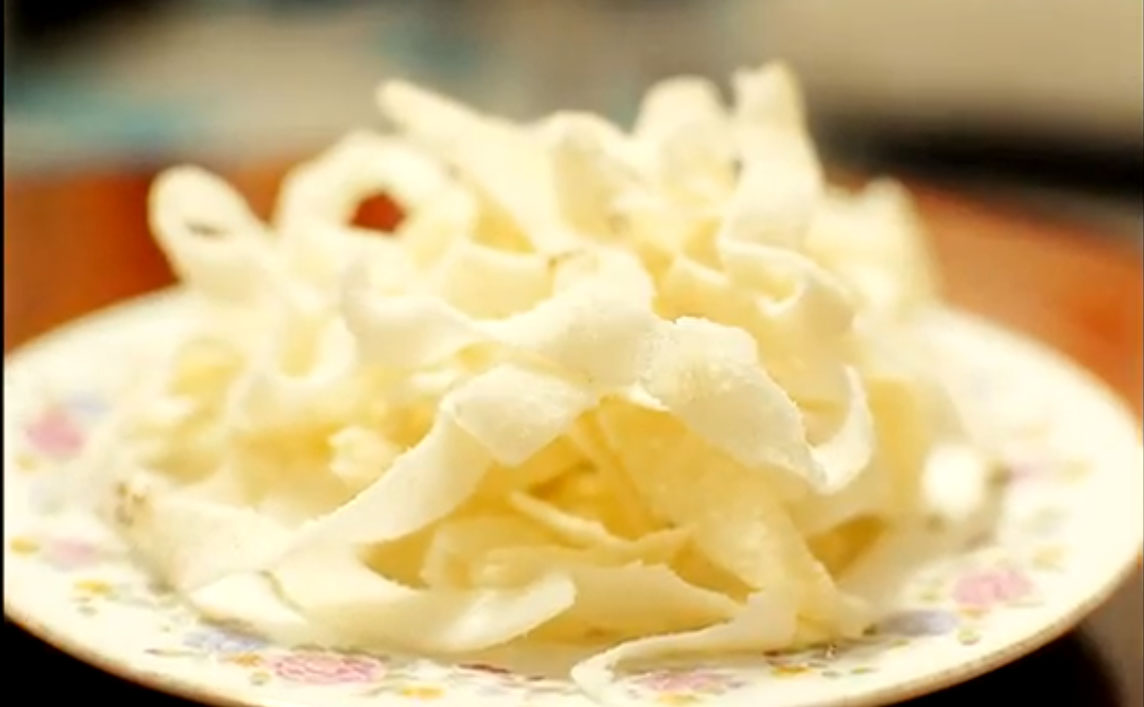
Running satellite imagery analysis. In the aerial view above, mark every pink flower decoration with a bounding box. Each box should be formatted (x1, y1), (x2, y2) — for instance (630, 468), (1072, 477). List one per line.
(269, 652), (381, 685)
(25, 407), (84, 459)
(954, 567), (1033, 609)
(42, 538), (101, 570)
(635, 669), (740, 692)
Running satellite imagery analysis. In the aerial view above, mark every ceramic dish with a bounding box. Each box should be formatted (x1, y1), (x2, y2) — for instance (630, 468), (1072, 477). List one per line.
(5, 290), (1142, 707)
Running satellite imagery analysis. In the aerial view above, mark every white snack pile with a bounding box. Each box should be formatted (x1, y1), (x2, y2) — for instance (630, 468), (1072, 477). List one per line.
(79, 64), (966, 696)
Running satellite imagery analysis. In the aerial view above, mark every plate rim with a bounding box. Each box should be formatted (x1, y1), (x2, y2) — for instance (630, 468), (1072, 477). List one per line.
(5, 555), (1141, 707)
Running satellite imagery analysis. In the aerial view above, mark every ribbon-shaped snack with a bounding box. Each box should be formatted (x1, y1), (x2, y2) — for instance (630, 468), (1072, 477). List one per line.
(90, 63), (969, 696)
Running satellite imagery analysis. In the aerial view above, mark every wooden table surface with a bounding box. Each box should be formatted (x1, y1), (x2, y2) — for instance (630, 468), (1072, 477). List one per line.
(4, 167), (1142, 705)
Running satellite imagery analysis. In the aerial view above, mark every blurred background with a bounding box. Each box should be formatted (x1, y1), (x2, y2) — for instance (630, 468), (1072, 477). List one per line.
(4, 0), (1143, 242)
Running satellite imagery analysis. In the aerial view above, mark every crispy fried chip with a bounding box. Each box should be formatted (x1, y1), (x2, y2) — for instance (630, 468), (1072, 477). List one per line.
(273, 545), (576, 653)
(89, 62), (968, 692)
(571, 589), (800, 699)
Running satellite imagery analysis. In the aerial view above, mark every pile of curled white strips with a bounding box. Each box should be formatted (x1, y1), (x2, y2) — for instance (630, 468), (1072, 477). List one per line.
(79, 64), (971, 695)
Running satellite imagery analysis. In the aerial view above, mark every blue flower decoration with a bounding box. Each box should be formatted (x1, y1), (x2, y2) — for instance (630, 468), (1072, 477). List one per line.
(183, 627), (267, 654)
(65, 393), (109, 421)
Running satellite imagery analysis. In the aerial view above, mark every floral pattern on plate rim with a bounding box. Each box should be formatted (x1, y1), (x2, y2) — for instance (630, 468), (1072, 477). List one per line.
(4, 378), (1086, 706)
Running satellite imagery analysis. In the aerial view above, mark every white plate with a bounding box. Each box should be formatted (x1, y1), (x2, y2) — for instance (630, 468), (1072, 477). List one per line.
(4, 291), (1142, 707)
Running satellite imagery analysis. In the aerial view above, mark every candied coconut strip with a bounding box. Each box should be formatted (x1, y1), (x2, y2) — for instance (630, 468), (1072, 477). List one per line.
(281, 363), (597, 553)
(285, 415), (493, 549)
(595, 400), (866, 629)
(275, 131), (451, 232)
(121, 482), (293, 593)
(378, 80), (577, 254)
(150, 167), (280, 305)
(570, 589), (800, 706)
(506, 491), (689, 563)
(474, 547), (742, 639)
(270, 544), (575, 653)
